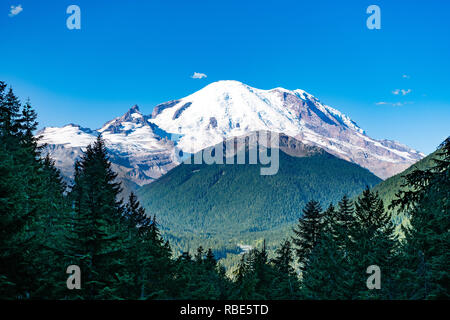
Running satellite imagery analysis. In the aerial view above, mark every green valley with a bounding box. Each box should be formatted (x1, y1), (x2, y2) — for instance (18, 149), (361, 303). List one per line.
(137, 143), (382, 265)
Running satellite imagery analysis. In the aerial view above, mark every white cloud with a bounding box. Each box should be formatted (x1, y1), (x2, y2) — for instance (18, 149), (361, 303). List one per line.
(9, 4), (23, 17)
(376, 101), (412, 107)
(401, 89), (412, 96)
(402, 74), (410, 79)
(392, 89), (412, 96)
(191, 72), (207, 79)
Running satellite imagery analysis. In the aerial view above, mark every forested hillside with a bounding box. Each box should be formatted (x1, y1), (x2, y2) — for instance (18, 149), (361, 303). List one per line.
(371, 149), (442, 232)
(137, 146), (381, 260)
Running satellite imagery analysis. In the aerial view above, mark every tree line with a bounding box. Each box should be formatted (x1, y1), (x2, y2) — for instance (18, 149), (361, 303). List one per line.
(0, 82), (448, 299)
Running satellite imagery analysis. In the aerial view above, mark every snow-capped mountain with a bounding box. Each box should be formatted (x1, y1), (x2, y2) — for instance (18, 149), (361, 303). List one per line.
(149, 80), (424, 179)
(38, 80), (424, 186)
(38, 105), (179, 192)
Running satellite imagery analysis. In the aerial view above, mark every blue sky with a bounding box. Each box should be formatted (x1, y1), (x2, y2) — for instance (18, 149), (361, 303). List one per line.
(1, 0), (449, 154)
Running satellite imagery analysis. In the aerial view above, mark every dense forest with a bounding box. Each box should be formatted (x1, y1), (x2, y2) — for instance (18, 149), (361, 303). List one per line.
(0, 82), (448, 299)
(137, 144), (381, 268)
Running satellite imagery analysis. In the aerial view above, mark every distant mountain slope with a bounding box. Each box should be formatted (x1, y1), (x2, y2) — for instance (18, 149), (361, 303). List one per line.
(150, 80), (424, 179)
(38, 106), (179, 195)
(137, 136), (382, 253)
(371, 147), (441, 229)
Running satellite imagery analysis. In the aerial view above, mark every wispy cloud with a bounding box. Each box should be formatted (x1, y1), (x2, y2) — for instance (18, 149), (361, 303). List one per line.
(376, 101), (413, 107)
(401, 89), (411, 95)
(9, 4), (23, 17)
(392, 89), (412, 96)
(191, 72), (207, 79)
(402, 74), (410, 79)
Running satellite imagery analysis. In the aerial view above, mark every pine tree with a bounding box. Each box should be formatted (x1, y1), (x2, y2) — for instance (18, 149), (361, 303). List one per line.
(29, 155), (70, 299)
(232, 242), (274, 300)
(292, 200), (324, 272)
(270, 240), (300, 299)
(0, 139), (30, 298)
(299, 199), (352, 299)
(205, 248), (216, 271)
(346, 187), (398, 299)
(232, 250), (261, 299)
(137, 214), (175, 299)
(66, 136), (128, 299)
(300, 191), (398, 299)
(335, 195), (355, 235)
(173, 247), (231, 300)
(0, 83), (69, 299)
(252, 241), (273, 299)
(300, 231), (350, 299)
(0, 86), (21, 138)
(392, 138), (450, 299)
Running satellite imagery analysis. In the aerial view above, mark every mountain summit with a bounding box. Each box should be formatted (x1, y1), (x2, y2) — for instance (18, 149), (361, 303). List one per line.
(149, 80), (424, 179)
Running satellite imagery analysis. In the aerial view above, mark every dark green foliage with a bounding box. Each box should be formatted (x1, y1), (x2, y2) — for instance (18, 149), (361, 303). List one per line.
(137, 150), (381, 266)
(122, 193), (175, 299)
(0, 82), (69, 299)
(172, 248), (232, 299)
(232, 243), (273, 300)
(372, 149), (441, 229)
(300, 231), (350, 299)
(66, 136), (129, 299)
(232, 239), (300, 300)
(301, 189), (398, 299)
(292, 200), (324, 271)
(270, 240), (300, 299)
(392, 138), (450, 299)
(347, 188), (399, 299)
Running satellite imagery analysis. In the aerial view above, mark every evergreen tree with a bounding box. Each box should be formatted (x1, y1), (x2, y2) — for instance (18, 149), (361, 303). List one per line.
(252, 241), (273, 299)
(270, 240), (300, 299)
(292, 200), (324, 272)
(174, 247), (231, 299)
(0, 86), (21, 138)
(232, 242), (274, 300)
(66, 136), (128, 299)
(346, 187), (398, 299)
(0, 83), (69, 299)
(334, 195), (356, 238)
(300, 231), (350, 299)
(137, 214), (175, 299)
(233, 252), (258, 299)
(299, 199), (351, 299)
(301, 191), (398, 299)
(392, 138), (450, 299)
(205, 248), (217, 271)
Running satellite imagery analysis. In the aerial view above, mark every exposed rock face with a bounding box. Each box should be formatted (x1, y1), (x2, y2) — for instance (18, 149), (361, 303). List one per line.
(151, 100), (180, 119)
